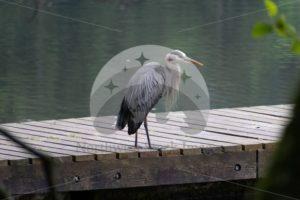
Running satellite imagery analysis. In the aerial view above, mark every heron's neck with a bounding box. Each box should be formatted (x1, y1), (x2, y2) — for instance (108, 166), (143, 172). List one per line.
(166, 63), (181, 88)
(165, 63), (181, 93)
(164, 63), (181, 109)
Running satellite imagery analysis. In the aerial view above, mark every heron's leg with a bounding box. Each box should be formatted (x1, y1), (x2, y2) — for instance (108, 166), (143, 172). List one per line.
(135, 130), (138, 148)
(144, 117), (152, 149)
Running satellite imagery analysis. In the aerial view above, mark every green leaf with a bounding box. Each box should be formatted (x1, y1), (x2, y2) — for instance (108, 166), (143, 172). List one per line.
(274, 15), (297, 37)
(252, 22), (273, 38)
(292, 39), (300, 54)
(275, 15), (288, 36)
(264, 0), (278, 17)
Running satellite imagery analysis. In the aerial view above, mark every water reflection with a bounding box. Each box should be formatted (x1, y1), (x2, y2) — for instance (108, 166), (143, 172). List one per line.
(0, 0), (300, 122)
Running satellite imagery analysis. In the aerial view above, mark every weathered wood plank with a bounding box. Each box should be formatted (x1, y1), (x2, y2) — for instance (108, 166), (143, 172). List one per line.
(138, 150), (160, 158)
(0, 137), (75, 157)
(257, 149), (274, 178)
(201, 146), (224, 155)
(61, 118), (235, 156)
(96, 153), (117, 160)
(242, 144), (263, 151)
(273, 104), (293, 110)
(252, 105), (291, 115)
(226, 108), (289, 122)
(89, 113), (281, 140)
(2, 112), (274, 158)
(0, 104), (289, 194)
(83, 116), (274, 147)
(0, 153), (25, 165)
(222, 145), (243, 152)
(24, 120), (207, 149)
(209, 109), (288, 126)
(0, 147), (35, 159)
(174, 110), (284, 129)
(31, 156), (73, 165)
(0, 127), (105, 158)
(235, 107), (291, 119)
(0, 151), (256, 194)
(0, 159), (8, 166)
(154, 117), (279, 140)
(69, 118), (235, 147)
(117, 151), (139, 159)
(159, 148), (181, 157)
(153, 111), (282, 138)
(73, 154), (96, 162)
(180, 147), (202, 155)
(162, 112), (283, 143)
(9, 159), (31, 166)
(263, 142), (277, 150)
(2, 124), (120, 154)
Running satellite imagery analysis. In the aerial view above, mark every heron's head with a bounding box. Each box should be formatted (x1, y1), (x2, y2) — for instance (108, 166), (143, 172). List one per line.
(165, 50), (204, 69)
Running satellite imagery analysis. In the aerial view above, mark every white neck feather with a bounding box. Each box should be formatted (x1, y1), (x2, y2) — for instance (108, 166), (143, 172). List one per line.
(164, 59), (181, 110)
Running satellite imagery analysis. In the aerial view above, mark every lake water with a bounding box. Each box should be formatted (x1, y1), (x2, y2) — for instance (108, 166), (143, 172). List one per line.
(1, 0), (300, 123)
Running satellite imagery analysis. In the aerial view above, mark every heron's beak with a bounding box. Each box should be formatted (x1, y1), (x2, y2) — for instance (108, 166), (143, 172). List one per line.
(184, 57), (204, 68)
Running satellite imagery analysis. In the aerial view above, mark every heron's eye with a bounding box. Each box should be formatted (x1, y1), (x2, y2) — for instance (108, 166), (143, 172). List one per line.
(168, 58), (173, 62)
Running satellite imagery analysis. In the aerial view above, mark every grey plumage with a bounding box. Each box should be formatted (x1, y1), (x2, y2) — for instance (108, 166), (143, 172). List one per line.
(116, 62), (167, 135)
(116, 50), (203, 148)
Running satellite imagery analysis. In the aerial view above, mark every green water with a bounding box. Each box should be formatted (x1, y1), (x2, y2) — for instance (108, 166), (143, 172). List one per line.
(1, 0), (300, 123)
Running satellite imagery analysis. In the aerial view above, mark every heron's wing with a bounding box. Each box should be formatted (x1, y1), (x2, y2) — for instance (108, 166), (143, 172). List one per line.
(124, 62), (165, 123)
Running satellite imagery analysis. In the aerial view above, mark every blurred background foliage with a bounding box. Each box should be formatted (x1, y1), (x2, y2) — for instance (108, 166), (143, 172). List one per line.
(252, 1), (300, 200)
(252, 0), (300, 53)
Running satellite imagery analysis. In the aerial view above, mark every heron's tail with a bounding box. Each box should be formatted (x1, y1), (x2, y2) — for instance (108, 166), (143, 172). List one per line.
(116, 99), (143, 135)
(116, 99), (130, 130)
(127, 119), (142, 135)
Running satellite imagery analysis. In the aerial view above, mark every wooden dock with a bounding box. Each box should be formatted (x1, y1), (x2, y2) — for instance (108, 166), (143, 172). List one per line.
(0, 104), (292, 195)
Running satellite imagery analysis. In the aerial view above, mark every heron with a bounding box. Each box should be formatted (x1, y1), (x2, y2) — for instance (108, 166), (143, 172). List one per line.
(116, 50), (203, 148)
